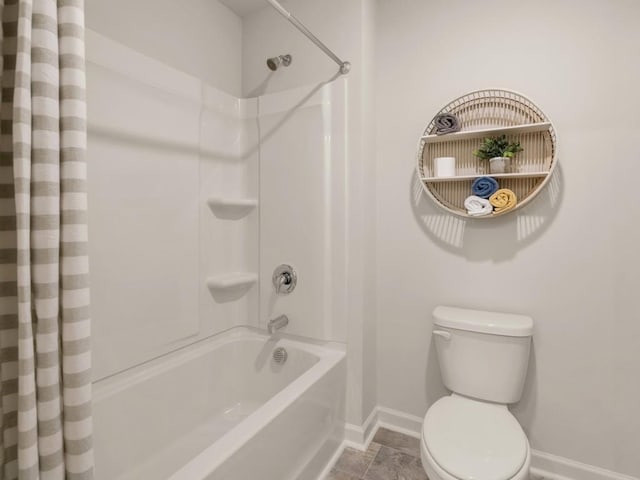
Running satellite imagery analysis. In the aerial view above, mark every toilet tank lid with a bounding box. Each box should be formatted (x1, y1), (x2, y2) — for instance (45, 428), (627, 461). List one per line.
(433, 306), (533, 337)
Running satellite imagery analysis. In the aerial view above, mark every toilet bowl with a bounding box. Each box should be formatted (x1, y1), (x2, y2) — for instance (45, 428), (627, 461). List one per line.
(422, 306), (534, 480)
(420, 395), (530, 480)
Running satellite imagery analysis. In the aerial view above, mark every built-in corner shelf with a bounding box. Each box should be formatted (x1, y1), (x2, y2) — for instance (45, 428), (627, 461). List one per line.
(207, 197), (257, 219)
(206, 273), (258, 290)
(207, 197), (258, 209)
(417, 89), (558, 218)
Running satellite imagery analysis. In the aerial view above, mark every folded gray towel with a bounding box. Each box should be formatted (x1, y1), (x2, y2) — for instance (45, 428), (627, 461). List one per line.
(434, 113), (461, 135)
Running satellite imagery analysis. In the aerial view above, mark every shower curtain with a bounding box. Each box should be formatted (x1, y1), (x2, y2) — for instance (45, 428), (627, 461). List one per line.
(0, 0), (93, 478)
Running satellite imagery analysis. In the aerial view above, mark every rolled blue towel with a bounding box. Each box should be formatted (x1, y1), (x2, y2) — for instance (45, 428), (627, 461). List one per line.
(471, 176), (499, 199)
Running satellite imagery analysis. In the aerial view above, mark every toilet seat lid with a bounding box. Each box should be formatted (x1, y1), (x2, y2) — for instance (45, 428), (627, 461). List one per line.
(423, 395), (527, 480)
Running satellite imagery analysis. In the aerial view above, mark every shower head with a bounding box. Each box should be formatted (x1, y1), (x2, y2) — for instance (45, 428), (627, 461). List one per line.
(266, 54), (292, 71)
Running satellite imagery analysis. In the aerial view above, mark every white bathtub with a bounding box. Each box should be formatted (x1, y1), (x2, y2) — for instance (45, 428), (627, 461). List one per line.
(93, 327), (346, 480)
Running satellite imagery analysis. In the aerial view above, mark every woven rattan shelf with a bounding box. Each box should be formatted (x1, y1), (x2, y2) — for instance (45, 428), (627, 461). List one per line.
(417, 89), (557, 218)
(421, 171), (550, 183)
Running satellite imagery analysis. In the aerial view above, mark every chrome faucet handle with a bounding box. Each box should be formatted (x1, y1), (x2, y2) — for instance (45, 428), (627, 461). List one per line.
(272, 264), (297, 295)
(277, 273), (291, 290)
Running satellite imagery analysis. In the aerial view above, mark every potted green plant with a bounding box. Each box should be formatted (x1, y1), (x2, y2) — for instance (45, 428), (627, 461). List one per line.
(473, 135), (523, 174)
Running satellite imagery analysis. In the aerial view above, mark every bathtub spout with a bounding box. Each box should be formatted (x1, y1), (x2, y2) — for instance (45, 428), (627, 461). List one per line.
(268, 314), (289, 334)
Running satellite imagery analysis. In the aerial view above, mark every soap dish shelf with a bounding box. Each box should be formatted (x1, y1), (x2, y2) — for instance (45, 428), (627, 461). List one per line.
(206, 273), (258, 290)
(207, 197), (257, 218)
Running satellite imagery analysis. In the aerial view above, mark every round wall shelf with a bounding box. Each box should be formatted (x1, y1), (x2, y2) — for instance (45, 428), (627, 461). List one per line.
(416, 89), (558, 218)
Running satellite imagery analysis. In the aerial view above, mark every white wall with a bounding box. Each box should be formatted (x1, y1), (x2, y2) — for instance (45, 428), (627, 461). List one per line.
(375, 0), (640, 477)
(198, 86), (260, 344)
(242, 0), (378, 428)
(360, 0), (378, 423)
(87, 31), (197, 380)
(87, 31), (258, 380)
(258, 82), (348, 342)
(86, 1), (254, 380)
(241, 1), (361, 97)
(85, 0), (242, 96)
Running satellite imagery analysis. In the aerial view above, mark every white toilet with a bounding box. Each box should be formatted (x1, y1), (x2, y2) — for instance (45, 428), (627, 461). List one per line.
(421, 306), (533, 480)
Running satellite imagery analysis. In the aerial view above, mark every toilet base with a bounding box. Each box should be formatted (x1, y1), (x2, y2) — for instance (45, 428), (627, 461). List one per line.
(420, 436), (531, 480)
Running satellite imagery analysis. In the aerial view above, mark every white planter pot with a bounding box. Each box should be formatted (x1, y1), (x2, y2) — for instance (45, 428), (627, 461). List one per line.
(489, 156), (512, 174)
(434, 156), (456, 177)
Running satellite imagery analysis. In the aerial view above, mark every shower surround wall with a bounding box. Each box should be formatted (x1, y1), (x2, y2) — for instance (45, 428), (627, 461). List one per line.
(258, 82), (347, 342)
(242, 0), (378, 437)
(86, 19), (258, 378)
(86, 2), (352, 474)
(86, 0), (358, 386)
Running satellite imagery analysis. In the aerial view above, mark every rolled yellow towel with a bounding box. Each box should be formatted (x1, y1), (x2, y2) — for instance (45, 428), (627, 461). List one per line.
(489, 188), (517, 213)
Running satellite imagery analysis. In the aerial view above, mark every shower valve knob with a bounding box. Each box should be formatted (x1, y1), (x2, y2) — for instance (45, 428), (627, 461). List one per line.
(273, 264), (297, 295)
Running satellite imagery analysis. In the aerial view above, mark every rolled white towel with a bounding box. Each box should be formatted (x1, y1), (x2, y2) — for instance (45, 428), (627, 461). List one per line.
(464, 195), (493, 217)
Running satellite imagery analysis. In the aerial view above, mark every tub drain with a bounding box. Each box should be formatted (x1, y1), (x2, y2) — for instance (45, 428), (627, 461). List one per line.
(273, 347), (288, 364)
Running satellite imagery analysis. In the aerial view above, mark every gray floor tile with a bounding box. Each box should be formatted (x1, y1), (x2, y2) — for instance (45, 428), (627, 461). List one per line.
(363, 445), (428, 480)
(326, 468), (362, 480)
(372, 427), (421, 458)
(333, 443), (381, 478)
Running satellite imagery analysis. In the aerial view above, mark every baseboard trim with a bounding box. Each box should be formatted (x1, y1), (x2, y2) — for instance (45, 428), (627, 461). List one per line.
(339, 405), (639, 480)
(375, 406), (423, 439)
(530, 450), (639, 480)
(344, 406), (378, 449)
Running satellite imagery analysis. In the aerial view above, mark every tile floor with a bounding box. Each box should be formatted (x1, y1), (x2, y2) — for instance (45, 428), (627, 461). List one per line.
(327, 427), (546, 480)
(327, 428), (428, 480)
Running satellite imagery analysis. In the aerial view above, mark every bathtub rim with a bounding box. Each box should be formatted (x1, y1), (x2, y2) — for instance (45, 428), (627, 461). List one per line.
(93, 325), (345, 403)
(93, 325), (346, 480)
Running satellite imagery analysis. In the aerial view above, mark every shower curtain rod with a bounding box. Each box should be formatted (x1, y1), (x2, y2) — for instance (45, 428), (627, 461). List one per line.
(265, 0), (351, 75)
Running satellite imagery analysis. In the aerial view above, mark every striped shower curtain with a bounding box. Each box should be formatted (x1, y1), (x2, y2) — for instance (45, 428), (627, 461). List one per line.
(0, 0), (93, 479)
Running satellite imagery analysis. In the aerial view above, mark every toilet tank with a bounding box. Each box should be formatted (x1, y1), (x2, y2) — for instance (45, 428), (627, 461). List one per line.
(432, 306), (533, 404)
